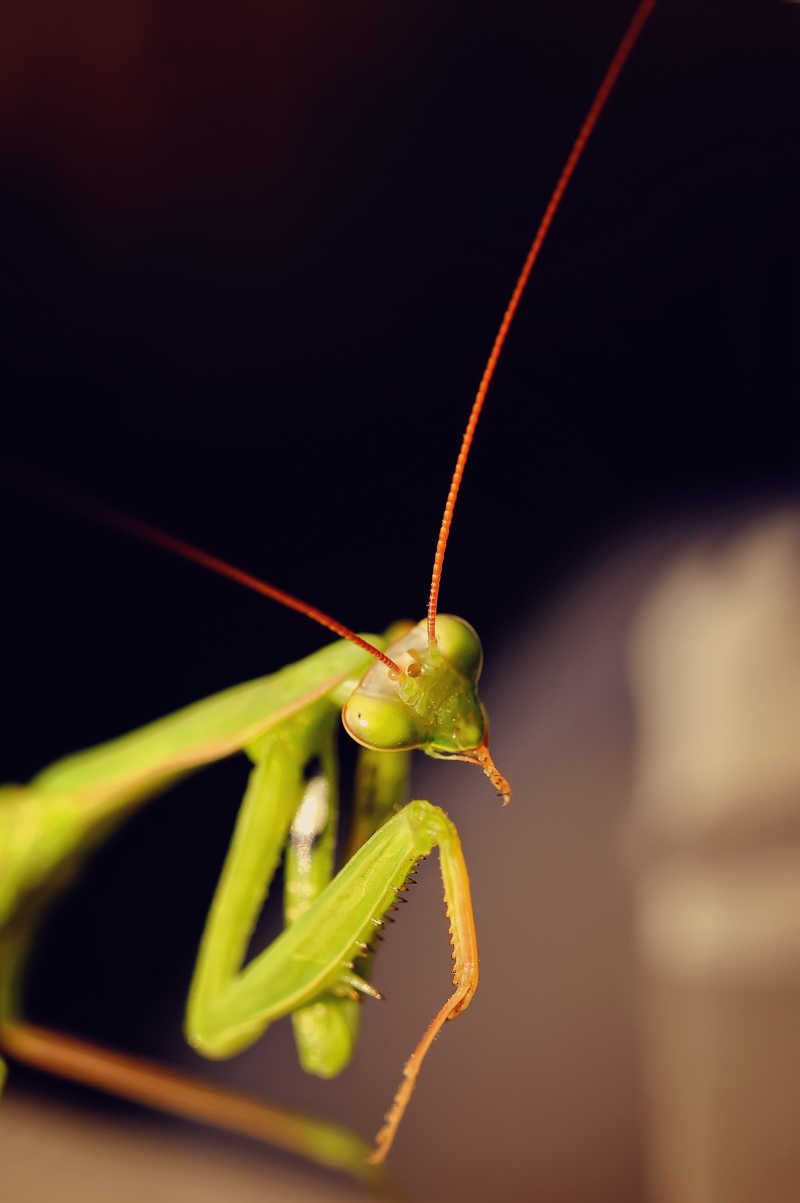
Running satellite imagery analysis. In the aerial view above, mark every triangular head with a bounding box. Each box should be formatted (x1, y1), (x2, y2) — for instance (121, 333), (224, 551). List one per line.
(342, 616), (510, 803)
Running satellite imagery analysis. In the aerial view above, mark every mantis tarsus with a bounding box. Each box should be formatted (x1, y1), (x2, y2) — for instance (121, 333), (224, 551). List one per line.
(0, 0), (656, 1178)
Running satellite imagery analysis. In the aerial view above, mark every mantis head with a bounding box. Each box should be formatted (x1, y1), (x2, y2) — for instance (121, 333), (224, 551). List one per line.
(342, 616), (511, 804)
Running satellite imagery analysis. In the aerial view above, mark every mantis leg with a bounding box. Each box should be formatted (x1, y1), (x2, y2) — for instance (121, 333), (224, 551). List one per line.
(185, 702), (374, 1076)
(184, 706), (331, 1057)
(348, 747), (410, 857)
(0, 1020), (386, 1184)
(286, 744), (411, 1076)
(368, 799), (478, 1164)
(284, 721), (365, 1076)
(187, 756), (477, 1163)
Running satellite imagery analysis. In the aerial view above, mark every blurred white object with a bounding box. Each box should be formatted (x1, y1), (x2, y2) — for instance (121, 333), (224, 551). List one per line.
(629, 511), (800, 1203)
(631, 513), (800, 835)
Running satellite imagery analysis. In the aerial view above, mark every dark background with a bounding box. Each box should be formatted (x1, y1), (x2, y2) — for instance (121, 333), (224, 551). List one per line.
(1, 0), (798, 1197)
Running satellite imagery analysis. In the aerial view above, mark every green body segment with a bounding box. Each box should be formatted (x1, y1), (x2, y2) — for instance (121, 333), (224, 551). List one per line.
(283, 723), (353, 1076)
(32, 637), (382, 809)
(0, 637), (383, 1068)
(348, 745), (410, 856)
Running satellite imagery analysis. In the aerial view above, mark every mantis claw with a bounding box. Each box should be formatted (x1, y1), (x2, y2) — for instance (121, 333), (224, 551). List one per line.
(338, 972), (383, 1002)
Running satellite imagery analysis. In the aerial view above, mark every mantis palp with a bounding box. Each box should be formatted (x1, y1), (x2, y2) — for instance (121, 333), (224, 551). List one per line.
(0, 0), (656, 1178)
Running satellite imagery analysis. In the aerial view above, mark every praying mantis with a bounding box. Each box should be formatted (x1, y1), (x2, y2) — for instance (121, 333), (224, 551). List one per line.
(0, 0), (671, 1184)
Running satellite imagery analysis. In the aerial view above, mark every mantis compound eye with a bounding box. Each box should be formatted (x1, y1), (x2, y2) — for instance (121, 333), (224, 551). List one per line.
(342, 692), (424, 750)
(427, 615), (483, 682)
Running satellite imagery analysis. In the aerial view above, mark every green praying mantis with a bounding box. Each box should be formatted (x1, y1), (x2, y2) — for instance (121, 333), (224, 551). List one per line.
(0, 0), (657, 1179)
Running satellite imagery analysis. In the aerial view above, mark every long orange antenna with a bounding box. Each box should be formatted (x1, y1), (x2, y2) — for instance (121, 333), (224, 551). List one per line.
(426, 0), (657, 645)
(92, 503), (402, 669)
(7, 465), (401, 674)
(102, 506), (402, 671)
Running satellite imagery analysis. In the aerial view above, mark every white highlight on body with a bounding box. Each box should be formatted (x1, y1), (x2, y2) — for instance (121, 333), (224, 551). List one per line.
(290, 775), (330, 874)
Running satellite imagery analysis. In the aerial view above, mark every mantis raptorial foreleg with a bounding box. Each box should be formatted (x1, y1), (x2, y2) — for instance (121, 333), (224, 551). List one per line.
(186, 699), (371, 1070)
(287, 739), (411, 1075)
(185, 711), (328, 1061)
(184, 683), (479, 1147)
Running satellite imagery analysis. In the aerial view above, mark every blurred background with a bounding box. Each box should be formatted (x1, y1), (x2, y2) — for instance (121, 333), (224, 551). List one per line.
(1, 0), (799, 1199)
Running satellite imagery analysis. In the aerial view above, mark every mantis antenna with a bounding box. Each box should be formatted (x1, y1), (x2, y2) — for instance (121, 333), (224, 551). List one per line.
(6, 467), (402, 674)
(426, 0), (658, 646)
(86, 502), (403, 672)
